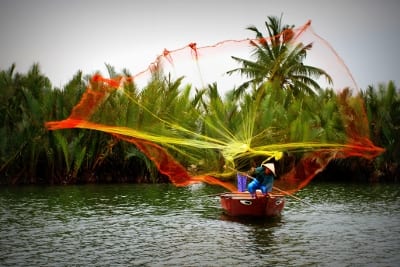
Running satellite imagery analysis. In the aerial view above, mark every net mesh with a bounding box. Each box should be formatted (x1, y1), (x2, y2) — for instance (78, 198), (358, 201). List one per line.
(45, 21), (384, 193)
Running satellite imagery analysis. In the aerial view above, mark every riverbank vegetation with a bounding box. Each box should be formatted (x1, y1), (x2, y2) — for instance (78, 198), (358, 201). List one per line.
(1, 17), (399, 185)
(1, 64), (398, 185)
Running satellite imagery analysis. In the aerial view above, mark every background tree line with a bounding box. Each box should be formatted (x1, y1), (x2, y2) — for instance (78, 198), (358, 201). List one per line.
(0, 63), (398, 185)
(1, 16), (399, 185)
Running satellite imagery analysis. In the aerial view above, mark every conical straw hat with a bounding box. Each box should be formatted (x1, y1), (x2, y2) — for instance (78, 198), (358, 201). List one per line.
(262, 163), (276, 176)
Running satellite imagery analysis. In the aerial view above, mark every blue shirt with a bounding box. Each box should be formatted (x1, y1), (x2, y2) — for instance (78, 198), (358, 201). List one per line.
(254, 166), (275, 185)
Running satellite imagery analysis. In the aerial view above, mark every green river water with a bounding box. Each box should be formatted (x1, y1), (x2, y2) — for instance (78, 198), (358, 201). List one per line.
(0, 182), (399, 266)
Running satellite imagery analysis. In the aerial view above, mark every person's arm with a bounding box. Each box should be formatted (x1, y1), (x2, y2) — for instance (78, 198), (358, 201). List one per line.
(247, 167), (256, 177)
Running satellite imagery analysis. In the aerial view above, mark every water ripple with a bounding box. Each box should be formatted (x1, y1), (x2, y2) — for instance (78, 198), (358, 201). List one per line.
(0, 183), (399, 266)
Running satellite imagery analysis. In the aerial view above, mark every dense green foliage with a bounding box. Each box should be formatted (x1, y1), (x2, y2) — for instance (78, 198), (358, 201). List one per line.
(0, 62), (398, 184)
(362, 81), (400, 181)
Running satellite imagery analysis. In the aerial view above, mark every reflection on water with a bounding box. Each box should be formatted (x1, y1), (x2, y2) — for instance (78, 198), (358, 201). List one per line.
(0, 182), (399, 266)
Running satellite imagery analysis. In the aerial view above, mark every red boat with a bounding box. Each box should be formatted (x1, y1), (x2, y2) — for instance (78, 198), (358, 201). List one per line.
(220, 191), (285, 217)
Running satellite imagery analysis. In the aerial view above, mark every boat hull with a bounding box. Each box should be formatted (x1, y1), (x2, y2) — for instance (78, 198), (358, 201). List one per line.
(220, 191), (285, 217)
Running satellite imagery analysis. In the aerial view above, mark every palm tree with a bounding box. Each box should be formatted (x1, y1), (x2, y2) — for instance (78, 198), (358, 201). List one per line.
(227, 15), (332, 98)
(0, 64), (54, 183)
(362, 81), (400, 180)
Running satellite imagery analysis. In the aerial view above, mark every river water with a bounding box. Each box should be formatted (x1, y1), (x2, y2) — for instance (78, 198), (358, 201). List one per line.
(0, 182), (399, 266)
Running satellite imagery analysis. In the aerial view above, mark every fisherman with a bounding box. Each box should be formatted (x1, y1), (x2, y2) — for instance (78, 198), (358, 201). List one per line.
(247, 162), (276, 198)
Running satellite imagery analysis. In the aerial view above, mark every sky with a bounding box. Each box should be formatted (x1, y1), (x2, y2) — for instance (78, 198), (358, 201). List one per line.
(1, 0), (399, 90)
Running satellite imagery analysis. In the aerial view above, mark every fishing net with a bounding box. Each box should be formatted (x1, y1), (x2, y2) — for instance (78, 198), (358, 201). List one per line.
(46, 20), (384, 193)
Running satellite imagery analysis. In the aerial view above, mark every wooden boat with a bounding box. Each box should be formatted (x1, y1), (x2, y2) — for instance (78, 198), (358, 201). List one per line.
(220, 190), (285, 217)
